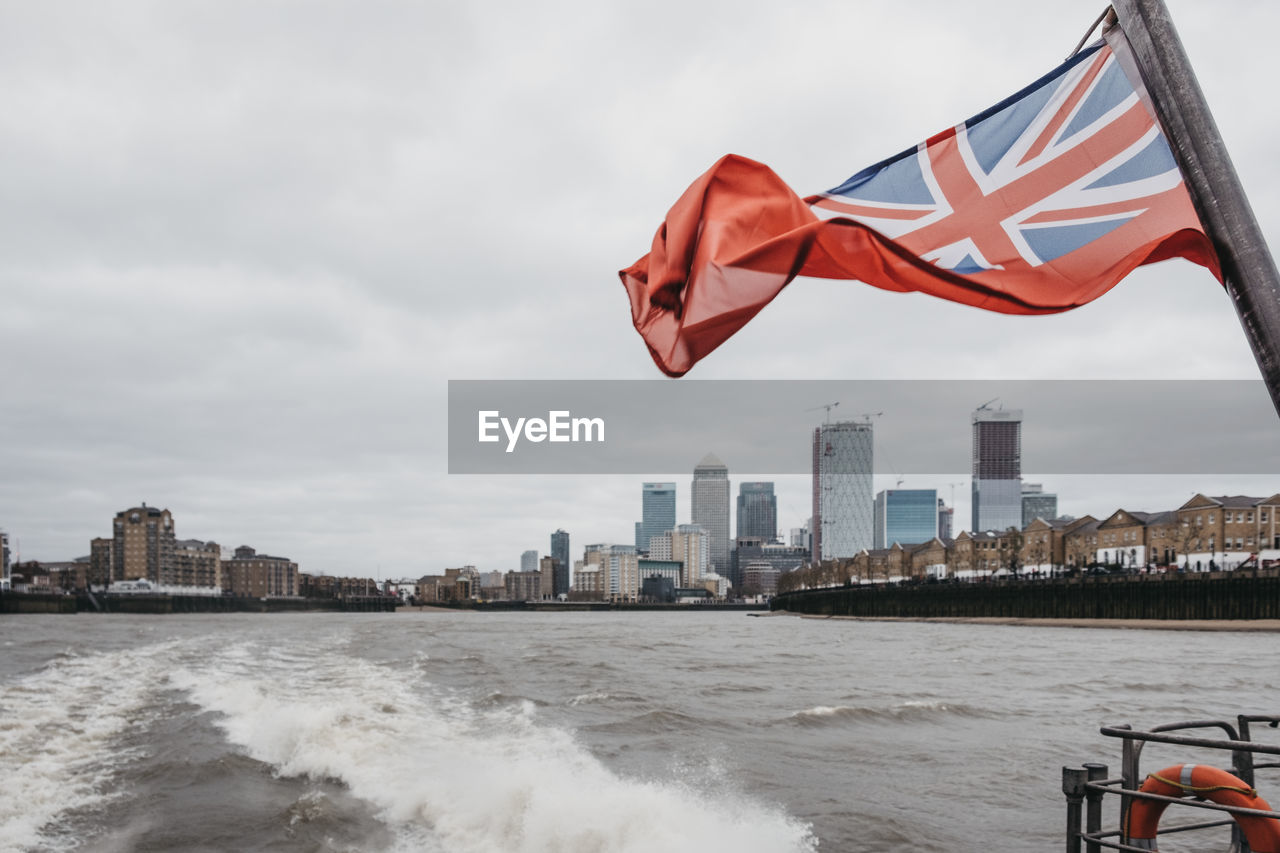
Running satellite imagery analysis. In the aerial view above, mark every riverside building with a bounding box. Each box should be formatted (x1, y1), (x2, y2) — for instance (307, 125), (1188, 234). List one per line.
(649, 525), (708, 587)
(539, 556), (556, 599)
(111, 505), (175, 583)
(873, 489), (938, 548)
(583, 544), (639, 602)
(221, 545), (298, 597)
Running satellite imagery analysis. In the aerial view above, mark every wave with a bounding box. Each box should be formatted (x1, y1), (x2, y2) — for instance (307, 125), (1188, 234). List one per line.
(580, 708), (730, 736)
(170, 644), (817, 853)
(699, 683), (772, 697)
(474, 691), (549, 710)
(565, 690), (647, 707)
(784, 700), (992, 727)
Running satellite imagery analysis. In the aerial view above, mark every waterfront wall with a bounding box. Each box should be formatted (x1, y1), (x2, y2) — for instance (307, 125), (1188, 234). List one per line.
(85, 595), (396, 614)
(440, 600), (768, 612)
(771, 571), (1280, 620)
(0, 593), (396, 615)
(1, 593), (77, 614)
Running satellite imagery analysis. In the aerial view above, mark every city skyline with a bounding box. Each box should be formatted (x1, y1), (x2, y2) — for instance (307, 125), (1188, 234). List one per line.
(12, 470), (1280, 578)
(15, 471), (1280, 591)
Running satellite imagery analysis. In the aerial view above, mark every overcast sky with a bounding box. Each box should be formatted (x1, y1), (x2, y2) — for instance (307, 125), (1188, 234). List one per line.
(4, 0), (1278, 577)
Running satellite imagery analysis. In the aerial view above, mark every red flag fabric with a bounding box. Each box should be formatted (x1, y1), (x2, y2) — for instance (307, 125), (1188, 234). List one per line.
(619, 42), (1221, 377)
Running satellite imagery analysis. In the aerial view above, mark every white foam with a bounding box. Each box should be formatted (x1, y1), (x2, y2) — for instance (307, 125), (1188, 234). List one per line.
(0, 643), (177, 851)
(791, 705), (846, 718)
(172, 645), (817, 853)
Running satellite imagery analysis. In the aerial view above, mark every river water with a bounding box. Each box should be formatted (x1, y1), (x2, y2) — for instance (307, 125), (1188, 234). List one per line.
(0, 611), (1269, 852)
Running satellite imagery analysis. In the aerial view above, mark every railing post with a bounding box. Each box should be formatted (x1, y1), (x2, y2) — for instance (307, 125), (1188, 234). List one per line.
(1234, 716), (1259, 853)
(1235, 716), (1257, 787)
(1063, 766), (1088, 853)
(1115, 723), (1138, 845)
(1084, 762), (1108, 853)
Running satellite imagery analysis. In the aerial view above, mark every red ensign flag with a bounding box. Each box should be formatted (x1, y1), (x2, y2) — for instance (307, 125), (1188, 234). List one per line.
(619, 41), (1220, 377)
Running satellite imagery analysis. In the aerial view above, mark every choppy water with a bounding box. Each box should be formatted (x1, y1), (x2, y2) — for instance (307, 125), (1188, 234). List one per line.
(0, 611), (1272, 852)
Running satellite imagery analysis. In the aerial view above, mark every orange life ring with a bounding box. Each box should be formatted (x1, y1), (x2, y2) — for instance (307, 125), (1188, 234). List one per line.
(1125, 763), (1280, 852)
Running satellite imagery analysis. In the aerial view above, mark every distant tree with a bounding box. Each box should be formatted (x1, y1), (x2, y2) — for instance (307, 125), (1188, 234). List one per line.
(1067, 536), (1094, 570)
(1004, 527), (1024, 576)
(1172, 519), (1204, 570)
(1027, 541), (1047, 575)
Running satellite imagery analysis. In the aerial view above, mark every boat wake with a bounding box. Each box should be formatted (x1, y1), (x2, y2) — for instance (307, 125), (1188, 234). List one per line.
(167, 641), (817, 853)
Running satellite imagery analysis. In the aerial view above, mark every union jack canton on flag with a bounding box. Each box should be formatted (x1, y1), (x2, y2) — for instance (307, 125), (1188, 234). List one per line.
(619, 40), (1221, 378)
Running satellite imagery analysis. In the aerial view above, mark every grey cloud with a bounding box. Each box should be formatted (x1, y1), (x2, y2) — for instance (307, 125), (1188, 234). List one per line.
(3, 0), (1278, 574)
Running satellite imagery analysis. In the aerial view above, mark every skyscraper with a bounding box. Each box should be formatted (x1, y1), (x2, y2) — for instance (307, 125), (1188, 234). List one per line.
(873, 489), (938, 548)
(736, 482), (777, 541)
(691, 454), (730, 576)
(550, 529), (570, 597)
(938, 499), (954, 541)
(972, 405), (1023, 532)
(639, 482), (676, 553)
(1021, 483), (1059, 527)
(521, 550), (539, 573)
(0, 530), (9, 592)
(812, 421), (874, 561)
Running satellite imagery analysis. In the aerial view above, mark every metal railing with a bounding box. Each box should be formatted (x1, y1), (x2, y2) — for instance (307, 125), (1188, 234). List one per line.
(1064, 714), (1280, 852)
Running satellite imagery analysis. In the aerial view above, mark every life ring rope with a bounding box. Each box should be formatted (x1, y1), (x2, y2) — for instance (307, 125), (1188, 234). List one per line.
(1145, 770), (1257, 798)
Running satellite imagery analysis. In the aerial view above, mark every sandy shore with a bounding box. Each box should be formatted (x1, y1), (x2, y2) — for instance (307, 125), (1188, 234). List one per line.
(781, 613), (1280, 632)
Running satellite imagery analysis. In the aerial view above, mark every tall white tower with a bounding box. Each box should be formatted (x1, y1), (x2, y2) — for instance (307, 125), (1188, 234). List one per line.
(812, 421), (874, 561)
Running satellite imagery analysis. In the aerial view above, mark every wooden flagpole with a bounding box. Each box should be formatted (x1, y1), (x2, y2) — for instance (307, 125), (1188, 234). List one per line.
(1110, 0), (1280, 419)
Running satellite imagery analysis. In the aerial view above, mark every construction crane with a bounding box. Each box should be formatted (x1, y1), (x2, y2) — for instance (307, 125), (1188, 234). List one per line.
(859, 411), (883, 425)
(805, 401), (840, 423)
(975, 397), (1000, 411)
